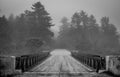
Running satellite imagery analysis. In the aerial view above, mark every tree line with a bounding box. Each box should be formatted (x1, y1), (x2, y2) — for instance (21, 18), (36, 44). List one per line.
(0, 1), (120, 55)
(57, 11), (120, 55)
(0, 2), (54, 55)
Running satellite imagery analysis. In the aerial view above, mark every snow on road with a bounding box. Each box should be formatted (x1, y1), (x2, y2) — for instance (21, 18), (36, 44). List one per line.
(22, 49), (97, 77)
(30, 50), (94, 72)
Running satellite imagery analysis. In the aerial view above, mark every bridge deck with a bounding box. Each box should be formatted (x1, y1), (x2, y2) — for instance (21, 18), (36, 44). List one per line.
(30, 55), (93, 73)
(16, 49), (99, 77)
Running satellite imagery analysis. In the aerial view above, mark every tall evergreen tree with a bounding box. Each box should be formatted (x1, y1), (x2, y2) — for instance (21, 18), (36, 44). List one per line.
(0, 16), (11, 54)
(101, 17), (119, 50)
(25, 2), (54, 41)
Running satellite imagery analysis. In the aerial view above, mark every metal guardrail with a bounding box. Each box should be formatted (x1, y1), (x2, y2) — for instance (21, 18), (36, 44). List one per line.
(72, 53), (106, 72)
(15, 52), (50, 72)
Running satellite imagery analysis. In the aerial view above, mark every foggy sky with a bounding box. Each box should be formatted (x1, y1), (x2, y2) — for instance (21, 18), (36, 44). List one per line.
(0, 0), (120, 34)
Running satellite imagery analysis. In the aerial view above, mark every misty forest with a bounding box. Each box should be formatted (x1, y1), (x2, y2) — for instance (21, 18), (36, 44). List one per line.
(0, 1), (120, 56)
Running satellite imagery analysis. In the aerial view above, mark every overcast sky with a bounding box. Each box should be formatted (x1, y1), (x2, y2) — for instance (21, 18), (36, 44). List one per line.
(0, 0), (120, 34)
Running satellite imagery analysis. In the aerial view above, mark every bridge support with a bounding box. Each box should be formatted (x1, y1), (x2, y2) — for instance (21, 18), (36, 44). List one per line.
(0, 56), (20, 76)
(106, 55), (120, 76)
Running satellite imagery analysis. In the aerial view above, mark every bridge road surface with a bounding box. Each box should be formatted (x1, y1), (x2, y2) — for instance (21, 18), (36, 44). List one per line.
(18, 49), (97, 77)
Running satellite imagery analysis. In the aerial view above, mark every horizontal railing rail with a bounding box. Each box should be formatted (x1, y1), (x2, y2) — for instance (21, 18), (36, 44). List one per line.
(15, 52), (50, 72)
(72, 52), (106, 72)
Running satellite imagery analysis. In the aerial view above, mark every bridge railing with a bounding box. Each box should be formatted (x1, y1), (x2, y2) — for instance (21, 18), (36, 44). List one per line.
(15, 52), (50, 72)
(72, 53), (106, 72)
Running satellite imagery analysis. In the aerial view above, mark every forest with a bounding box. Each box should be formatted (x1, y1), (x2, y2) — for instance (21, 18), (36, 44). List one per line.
(0, 2), (54, 55)
(56, 11), (120, 55)
(0, 1), (120, 56)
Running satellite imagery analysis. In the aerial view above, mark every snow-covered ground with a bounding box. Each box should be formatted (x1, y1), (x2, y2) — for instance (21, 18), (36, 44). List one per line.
(50, 49), (71, 55)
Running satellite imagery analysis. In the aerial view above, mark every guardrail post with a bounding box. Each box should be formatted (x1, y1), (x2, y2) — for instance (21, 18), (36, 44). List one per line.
(96, 60), (100, 73)
(91, 59), (93, 67)
(15, 57), (21, 69)
(93, 59), (95, 68)
(21, 57), (24, 72)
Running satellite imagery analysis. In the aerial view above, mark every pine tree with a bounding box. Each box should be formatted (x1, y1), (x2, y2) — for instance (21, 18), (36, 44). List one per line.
(25, 2), (54, 41)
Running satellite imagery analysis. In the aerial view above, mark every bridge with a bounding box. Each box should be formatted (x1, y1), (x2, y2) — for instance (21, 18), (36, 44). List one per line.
(0, 49), (120, 77)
